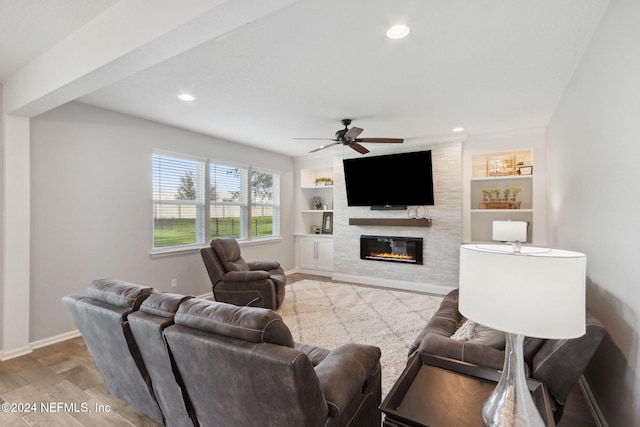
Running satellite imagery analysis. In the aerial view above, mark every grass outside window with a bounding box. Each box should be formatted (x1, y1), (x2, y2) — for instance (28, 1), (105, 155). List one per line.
(154, 217), (274, 247)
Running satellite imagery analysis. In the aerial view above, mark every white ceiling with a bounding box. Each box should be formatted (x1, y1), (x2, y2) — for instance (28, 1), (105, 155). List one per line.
(0, 0), (118, 80)
(1, 0), (608, 157)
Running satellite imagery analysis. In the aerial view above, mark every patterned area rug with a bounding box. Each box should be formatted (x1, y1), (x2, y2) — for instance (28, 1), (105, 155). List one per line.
(279, 279), (443, 397)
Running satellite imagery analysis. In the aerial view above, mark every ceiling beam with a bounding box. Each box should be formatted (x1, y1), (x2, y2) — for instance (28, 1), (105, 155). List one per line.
(3, 0), (298, 117)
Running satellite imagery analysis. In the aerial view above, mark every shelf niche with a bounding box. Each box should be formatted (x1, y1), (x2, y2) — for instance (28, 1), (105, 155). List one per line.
(349, 218), (432, 227)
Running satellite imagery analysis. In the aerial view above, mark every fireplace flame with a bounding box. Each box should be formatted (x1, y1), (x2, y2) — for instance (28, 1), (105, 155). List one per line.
(369, 252), (415, 261)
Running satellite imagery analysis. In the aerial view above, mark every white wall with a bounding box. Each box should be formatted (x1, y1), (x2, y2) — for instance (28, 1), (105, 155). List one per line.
(30, 102), (295, 342)
(547, 0), (640, 425)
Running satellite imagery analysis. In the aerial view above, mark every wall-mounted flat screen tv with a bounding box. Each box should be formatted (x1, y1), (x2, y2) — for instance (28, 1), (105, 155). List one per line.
(343, 150), (435, 209)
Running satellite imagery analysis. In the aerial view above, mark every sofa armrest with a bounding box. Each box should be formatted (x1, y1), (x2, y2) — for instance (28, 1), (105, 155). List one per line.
(221, 270), (270, 282)
(295, 342), (330, 367)
(532, 313), (605, 405)
(416, 333), (506, 372)
(314, 344), (381, 417)
(247, 260), (280, 271)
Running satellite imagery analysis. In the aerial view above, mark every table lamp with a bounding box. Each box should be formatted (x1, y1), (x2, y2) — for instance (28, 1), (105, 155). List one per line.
(458, 244), (586, 426)
(492, 220), (527, 253)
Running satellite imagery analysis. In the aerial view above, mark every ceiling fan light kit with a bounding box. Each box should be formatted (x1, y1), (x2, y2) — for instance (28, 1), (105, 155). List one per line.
(296, 119), (404, 154)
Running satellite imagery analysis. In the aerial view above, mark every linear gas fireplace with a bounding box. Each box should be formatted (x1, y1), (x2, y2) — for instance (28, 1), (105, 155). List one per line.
(360, 235), (424, 265)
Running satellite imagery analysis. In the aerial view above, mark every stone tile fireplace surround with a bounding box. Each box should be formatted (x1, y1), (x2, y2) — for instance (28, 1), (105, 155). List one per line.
(332, 141), (462, 294)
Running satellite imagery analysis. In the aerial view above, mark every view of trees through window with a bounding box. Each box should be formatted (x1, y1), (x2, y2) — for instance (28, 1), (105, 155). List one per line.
(153, 153), (279, 249)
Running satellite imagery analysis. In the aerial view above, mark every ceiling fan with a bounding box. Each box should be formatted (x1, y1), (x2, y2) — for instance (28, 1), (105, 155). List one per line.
(295, 119), (404, 154)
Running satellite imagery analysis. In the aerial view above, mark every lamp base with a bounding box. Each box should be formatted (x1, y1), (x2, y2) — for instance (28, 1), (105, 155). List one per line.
(482, 333), (545, 427)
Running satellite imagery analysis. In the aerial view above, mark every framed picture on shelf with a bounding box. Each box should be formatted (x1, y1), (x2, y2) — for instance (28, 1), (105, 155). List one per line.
(486, 156), (516, 176)
(518, 165), (533, 175)
(322, 212), (333, 234)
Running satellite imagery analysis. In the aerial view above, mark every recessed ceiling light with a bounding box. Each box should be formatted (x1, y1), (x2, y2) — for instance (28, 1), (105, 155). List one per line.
(177, 93), (195, 101)
(386, 24), (410, 40)
(453, 127), (465, 133)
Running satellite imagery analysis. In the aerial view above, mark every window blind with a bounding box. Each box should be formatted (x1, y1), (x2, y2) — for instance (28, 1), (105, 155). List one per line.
(153, 154), (205, 248)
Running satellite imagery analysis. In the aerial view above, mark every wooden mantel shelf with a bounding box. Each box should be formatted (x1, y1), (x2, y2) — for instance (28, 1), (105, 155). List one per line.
(349, 218), (432, 227)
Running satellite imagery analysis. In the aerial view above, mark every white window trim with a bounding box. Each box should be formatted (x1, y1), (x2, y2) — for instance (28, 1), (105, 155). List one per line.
(149, 236), (283, 257)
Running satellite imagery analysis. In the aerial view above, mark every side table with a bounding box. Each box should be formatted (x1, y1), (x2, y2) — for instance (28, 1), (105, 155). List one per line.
(380, 353), (556, 427)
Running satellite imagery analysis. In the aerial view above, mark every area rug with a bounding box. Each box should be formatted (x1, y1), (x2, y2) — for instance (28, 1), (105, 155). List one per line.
(279, 279), (443, 397)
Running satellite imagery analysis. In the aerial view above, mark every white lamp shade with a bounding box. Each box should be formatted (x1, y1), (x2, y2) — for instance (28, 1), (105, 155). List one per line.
(492, 220), (527, 242)
(458, 244), (586, 339)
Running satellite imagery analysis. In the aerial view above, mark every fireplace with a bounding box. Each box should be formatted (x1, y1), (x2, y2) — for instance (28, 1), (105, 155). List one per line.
(360, 235), (424, 265)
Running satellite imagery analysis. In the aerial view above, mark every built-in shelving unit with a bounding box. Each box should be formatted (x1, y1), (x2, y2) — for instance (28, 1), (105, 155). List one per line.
(469, 149), (534, 243)
(299, 167), (334, 236)
(296, 166), (334, 275)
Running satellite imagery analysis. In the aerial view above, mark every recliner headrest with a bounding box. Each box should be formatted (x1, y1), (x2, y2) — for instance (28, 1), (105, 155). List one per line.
(140, 293), (193, 318)
(86, 278), (154, 309)
(174, 298), (294, 347)
(211, 237), (249, 272)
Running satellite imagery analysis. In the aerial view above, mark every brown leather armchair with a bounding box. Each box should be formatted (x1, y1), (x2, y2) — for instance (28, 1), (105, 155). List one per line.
(408, 288), (605, 422)
(201, 236), (286, 309)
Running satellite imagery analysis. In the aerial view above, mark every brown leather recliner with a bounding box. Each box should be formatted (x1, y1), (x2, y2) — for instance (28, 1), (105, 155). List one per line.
(62, 279), (164, 424)
(128, 292), (195, 427)
(164, 297), (382, 427)
(201, 236), (286, 309)
(408, 288), (605, 422)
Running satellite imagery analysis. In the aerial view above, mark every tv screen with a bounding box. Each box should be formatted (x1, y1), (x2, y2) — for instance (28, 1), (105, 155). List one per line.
(343, 150), (435, 208)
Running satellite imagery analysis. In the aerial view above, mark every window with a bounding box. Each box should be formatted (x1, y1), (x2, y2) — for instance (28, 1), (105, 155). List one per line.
(209, 163), (248, 240)
(153, 152), (280, 251)
(251, 169), (280, 238)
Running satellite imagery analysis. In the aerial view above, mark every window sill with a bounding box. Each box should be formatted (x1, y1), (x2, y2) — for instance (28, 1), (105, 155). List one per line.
(149, 236), (283, 258)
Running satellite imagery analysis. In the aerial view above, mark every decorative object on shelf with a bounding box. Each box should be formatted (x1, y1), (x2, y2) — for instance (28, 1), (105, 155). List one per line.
(408, 206), (430, 219)
(321, 212), (333, 234)
(479, 187), (522, 209)
(314, 177), (333, 186)
(459, 244), (586, 427)
(510, 187), (521, 201)
(486, 155), (516, 176)
(311, 225), (320, 234)
(311, 196), (323, 210)
(518, 165), (533, 175)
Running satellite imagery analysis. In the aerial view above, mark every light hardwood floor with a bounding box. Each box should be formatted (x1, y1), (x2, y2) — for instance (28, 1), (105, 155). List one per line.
(0, 273), (597, 426)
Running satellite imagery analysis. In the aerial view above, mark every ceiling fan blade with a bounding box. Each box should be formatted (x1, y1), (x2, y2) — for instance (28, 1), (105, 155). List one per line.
(355, 138), (404, 144)
(344, 127), (364, 140)
(309, 142), (341, 153)
(349, 142), (370, 154)
(294, 137), (338, 141)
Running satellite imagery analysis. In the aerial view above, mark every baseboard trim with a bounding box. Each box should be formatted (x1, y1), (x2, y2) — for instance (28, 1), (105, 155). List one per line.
(196, 291), (214, 299)
(332, 273), (454, 295)
(293, 268), (333, 277)
(578, 375), (608, 427)
(31, 330), (82, 351)
(0, 345), (33, 361)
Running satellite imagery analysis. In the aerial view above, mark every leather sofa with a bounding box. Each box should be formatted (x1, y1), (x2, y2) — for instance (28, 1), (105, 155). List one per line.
(408, 288), (605, 422)
(64, 279), (381, 427)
